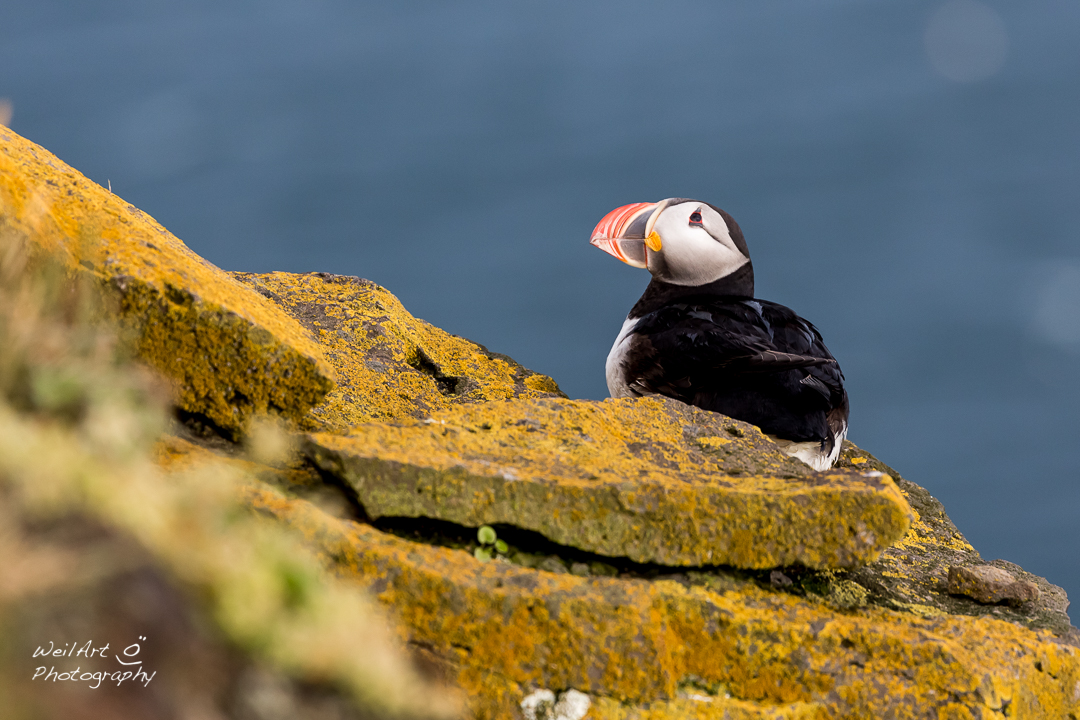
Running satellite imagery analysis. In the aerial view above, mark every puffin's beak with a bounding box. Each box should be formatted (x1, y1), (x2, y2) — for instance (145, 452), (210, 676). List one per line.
(589, 202), (657, 269)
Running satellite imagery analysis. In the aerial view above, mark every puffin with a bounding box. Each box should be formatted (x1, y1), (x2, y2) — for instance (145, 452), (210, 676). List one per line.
(590, 198), (848, 471)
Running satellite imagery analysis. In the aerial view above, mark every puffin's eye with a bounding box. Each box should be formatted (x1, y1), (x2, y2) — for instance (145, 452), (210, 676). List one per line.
(689, 210), (703, 226)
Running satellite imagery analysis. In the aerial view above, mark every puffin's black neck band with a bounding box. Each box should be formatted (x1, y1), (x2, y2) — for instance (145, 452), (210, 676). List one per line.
(629, 263), (755, 318)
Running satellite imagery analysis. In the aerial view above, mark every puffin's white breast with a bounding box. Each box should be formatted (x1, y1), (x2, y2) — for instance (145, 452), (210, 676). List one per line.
(767, 422), (848, 471)
(605, 316), (639, 398)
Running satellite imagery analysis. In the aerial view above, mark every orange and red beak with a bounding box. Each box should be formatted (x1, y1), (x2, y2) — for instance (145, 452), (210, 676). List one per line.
(589, 201), (662, 268)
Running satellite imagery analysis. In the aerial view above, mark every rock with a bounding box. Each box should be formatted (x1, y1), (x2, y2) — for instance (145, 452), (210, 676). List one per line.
(539, 556), (570, 574)
(592, 695), (820, 719)
(521, 688), (591, 720)
(304, 396), (911, 568)
(229, 271), (564, 431)
(770, 570), (794, 588)
(0, 278), (453, 719)
(0, 127), (335, 435)
(210, 457), (1080, 720)
(0, 496), (427, 720)
(949, 564), (1041, 605)
(589, 561), (619, 577)
(835, 446), (1073, 635)
(148, 339), (1079, 719)
(552, 689), (591, 720)
(521, 689), (557, 720)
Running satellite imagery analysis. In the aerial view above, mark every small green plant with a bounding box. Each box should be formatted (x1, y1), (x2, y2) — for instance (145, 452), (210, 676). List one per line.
(473, 525), (509, 562)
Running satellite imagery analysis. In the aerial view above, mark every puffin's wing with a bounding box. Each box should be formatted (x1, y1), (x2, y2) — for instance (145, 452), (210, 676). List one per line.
(623, 299), (843, 404)
(623, 300), (793, 397)
(727, 349), (837, 371)
(758, 300), (847, 402)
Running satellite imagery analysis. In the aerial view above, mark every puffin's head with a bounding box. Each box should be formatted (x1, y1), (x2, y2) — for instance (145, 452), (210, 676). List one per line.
(590, 198), (751, 286)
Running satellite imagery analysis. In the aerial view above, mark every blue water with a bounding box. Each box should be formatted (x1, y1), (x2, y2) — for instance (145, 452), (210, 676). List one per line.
(3, 1), (1078, 604)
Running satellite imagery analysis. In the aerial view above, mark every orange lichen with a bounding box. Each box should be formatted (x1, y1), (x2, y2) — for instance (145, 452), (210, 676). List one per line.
(0, 127), (335, 433)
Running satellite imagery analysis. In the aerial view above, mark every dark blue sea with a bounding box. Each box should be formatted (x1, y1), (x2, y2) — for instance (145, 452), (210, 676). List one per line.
(3, 1), (1078, 602)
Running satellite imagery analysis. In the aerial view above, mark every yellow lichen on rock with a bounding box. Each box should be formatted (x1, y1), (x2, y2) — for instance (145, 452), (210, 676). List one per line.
(588, 696), (823, 720)
(223, 470), (1079, 720)
(230, 271), (564, 431)
(304, 396), (911, 568)
(0, 127), (334, 434)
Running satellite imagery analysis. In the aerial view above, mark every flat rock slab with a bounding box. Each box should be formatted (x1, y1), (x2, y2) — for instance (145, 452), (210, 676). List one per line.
(230, 272), (564, 432)
(305, 396), (912, 568)
(0, 127), (334, 434)
(949, 564), (1041, 606)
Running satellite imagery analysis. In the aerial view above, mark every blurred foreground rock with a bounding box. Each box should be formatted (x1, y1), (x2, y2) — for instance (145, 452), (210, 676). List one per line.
(0, 493), (422, 720)
(3, 127), (1079, 719)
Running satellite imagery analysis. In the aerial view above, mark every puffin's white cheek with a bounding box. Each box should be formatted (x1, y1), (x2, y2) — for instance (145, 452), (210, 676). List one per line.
(657, 232), (749, 286)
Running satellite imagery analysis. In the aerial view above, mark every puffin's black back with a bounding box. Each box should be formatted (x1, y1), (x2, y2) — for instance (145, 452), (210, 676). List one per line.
(622, 294), (849, 448)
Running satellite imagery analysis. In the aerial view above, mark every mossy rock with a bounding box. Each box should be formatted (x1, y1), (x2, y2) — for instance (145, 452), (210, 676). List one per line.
(304, 396), (912, 569)
(229, 271), (564, 431)
(0, 127), (335, 435)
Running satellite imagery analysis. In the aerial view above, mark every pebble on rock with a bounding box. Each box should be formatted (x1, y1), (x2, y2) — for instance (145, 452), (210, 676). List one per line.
(520, 689), (556, 720)
(520, 689), (591, 720)
(770, 569), (794, 588)
(947, 564), (1040, 606)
